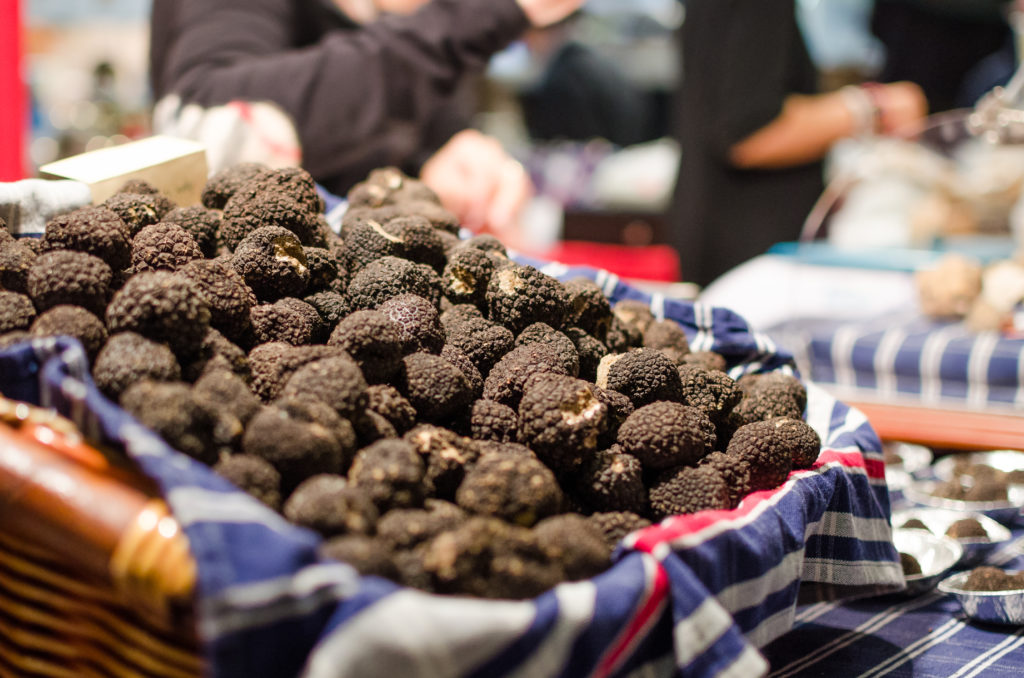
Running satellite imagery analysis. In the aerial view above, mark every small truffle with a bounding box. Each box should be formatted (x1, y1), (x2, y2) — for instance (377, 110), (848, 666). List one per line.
(328, 310), (403, 383)
(533, 513), (611, 581)
(455, 453), (563, 526)
(517, 373), (607, 473)
(366, 384), (418, 434)
(279, 355), (368, 419)
(467, 399), (518, 443)
(734, 372), (807, 424)
(699, 451), (752, 509)
(481, 342), (571, 408)
(0, 291), (36, 333)
(213, 454), (283, 510)
(642, 320), (690, 364)
(0, 240), (36, 293)
(397, 352), (473, 423)
(725, 418), (798, 492)
(242, 405), (345, 493)
(648, 465), (731, 519)
(376, 500), (467, 551)
(604, 349), (684, 408)
(945, 518), (989, 540)
(232, 226), (310, 301)
(250, 297), (324, 346)
(120, 380), (219, 464)
(130, 222), (203, 273)
(26, 250), (112, 317)
(248, 342), (345, 402)
(403, 424), (480, 500)
(442, 246), (495, 308)
(443, 315), (515, 373)
(486, 263), (569, 333)
(202, 162), (273, 209)
(348, 439), (427, 512)
(29, 305), (106, 360)
(514, 322), (580, 377)
(574, 447), (647, 514)
(41, 206), (131, 271)
(378, 294), (445, 355)
(92, 332), (181, 400)
(677, 365), (742, 424)
(179, 257), (255, 342)
(588, 511), (652, 551)
(102, 192), (165, 236)
(346, 256), (442, 310)
(562, 278), (612, 340)
(160, 206), (221, 257)
(283, 474), (379, 537)
(106, 270), (210, 357)
(617, 401), (716, 470)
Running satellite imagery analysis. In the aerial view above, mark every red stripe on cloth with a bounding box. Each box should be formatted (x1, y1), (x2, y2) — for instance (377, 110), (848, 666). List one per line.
(630, 449), (878, 551)
(591, 557), (670, 678)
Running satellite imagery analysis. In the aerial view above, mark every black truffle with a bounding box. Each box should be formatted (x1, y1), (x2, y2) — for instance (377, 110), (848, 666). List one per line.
(319, 535), (400, 580)
(564, 327), (608, 382)
(486, 263), (569, 333)
(26, 250), (112, 316)
(366, 384), (417, 434)
(648, 465), (731, 519)
(92, 332), (181, 400)
(202, 162), (273, 209)
(514, 322), (580, 376)
(467, 399), (518, 443)
(120, 380), (219, 464)
(328, 309), (403, 383)
(439, 344), (484, 400)
(283, 474), (379, 537)
(681, 351), (729, 373)
(378, 293), (445, 355)
(101, 192), (165, 236)
(397, 352), (473, 423)
(279, 355), (368, 420)
(222, 191), (321, 250)
(29, 305), (106, 360)
(699, 451), (752, 509)
(303, 291), (350, 331)
(0, 291), (36, 333)
(588, 511), (652, 550)
(534, 513), (611, 581)
(481, 342), (571, 408)
(602, 349), (684, 408)
(677, 364), (742, 424)
(348, 439), (427, 512)
(642, 320), (690, 364)
(213, 454), (283, 510)
(242, 405), (345, 493)
(403, 424), (480, 500)
(574, 447), (647, 514)
(734, 372), (807, 424)
(161, 206), (221, 258)
(441, 246), (495, 308)
(40, 206), (131, 271)
(443, 315), (515, 373)
(302, 246), (344, 293)
(563, 277), (612, 340)
(617, 401), (716, 470)
(376, 500), (467, 551)
(0, 240), (36, 293)
(346, 255), (442, 310)
(725, 418), (797, 492)
(455, 453), (563, 526)
(179, 257), (255, 343)
(231, 226), (310, 301)
(250, 297), (324, 346)
(517, 373), (607, 473)
(130, 222), (203, 273)
(193, 368), (261, 426)
(248, 342), (345, 401)
(106, 270), (210, 357)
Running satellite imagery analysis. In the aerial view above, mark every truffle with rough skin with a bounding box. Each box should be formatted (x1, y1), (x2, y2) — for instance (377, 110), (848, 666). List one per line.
(328, 309), (403, 383)
(467, 399), (518, 443)
(517, 373), (607, 473)
(396, 352), (473, 423)
(202, 162), (273, 209)
(275, 394), (360, 467)
(179, 257), (255, 342)
(648, 464), (731, 518)
(250, 297), (324, 346)
(463, 233), (508, 256)
(101, 192), (166, 236)
(0, 240), (36, 293)
(699, 451), (752, 509)
(725, 418), (798, 491)
(248, 342), (345, 402)
(26, 250), (112, 316)
(643, 320), (691, 364)
(376, 499), (467, 551)
(29, 305), (106, 360)
(366, 384), (417, 434)
(222, 191), (321, 250)
(612, 299), (654, 338)
(346, 256), (442, 310)
(225, 166), (324, 220)
(120, 380), (219, 464)
(564, 327), (608, 382)
(279, 355), (368, 419)
(347, 167), (440, 207)
(92, 332), (181, 399)
(242, 405), (345, 492)
(439, 344), (483, 399)
(40, 206), (131, 271)
(403, 424), (480, 500)
(182, 327), (250, 382)
(617, 401), (716, 470)
(593, 385), (634, 448)
(962, 566), (1024, 592)
(161, 206), (220, 258)
(193, 368), (261, 426)
(348, 439), (427, 512)
(339, 217), (408, 272)
(588, 511), (652, 550)
(603, 348), (684, 408)
(231, 226), (310, 301)
(318, 535), (400, 579)
(442, 246), (495, 308)
(773, 417), (821, 469)
(212, 454), (283, 510)
(303, 291), (350, 331)
(0, 292), (36, 333)
(486, 263), (570, 333)
(440, 303), (484, 326)
(378, 294), (445, 355)
(302, 246), (344, 293)
(482, 342), (572, 408)
(604, 314), (640, 353)
(382, 215), (447, 272)
(677, 365), (742, 424)
(455, 452), (563, 526)
(354, 404), (399, 444)
(681, 351), (729, 373)
(106, 271), (210, 357)
(514, 322), (580, 376)
(283, 474), (379, 537)
(734, 372), (807, 424)
(563, 277), (612, 339)
(130, 222), (203, 273)
(443, 315), (514, 373)
(574, 447), (646, 513)
(533, 514), (611, 581)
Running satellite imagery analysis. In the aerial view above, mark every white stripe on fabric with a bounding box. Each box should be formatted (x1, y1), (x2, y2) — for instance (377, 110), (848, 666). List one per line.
(856, 617), (965, 678)
(805, 512), (894, 543)
(120, 421), (173, 458)
(200, 563), (361, 638)
(673, 596), (738, 667)
(950, 625), (1024, 678)
(717, 550), (803, 616)
(300, 589), (536, 678)
(718, 643), (769, 678)
(800, 559), (902, 585)
(746, 604), (797, 649)
(873, 327), (907, 401)
(540, 261), (570, 278)
(919, 325), (959, 404)
(804, 382), (840, 445)
(830, 325), (860, 390)
(966, 331), (999, 409)
(793, 601), (839, 624)
(690, 302), (711, 353)
(650, 293), (666, 321)
(505, 582), (596, 678)
(769, 592), (943, 678)
(167, 486), (295, 533)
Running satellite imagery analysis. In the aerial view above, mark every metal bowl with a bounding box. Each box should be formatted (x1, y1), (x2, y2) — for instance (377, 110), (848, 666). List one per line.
(893, 528), (964, 596)
(938, 570), (1024, 625)
(892, 508), (1012, 567)
(884, 442), (934, 477)
(902, 479), (1024, 525)
(932, 450), (1024, 483)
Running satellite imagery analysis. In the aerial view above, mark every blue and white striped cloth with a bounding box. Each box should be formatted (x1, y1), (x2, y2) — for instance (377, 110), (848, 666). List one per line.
(0, 262), (903, 678)
(770, 314), (1024, 412)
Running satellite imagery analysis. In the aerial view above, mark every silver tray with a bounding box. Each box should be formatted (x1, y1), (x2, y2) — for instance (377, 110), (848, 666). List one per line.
(932, 450), (1024, 483)
(892, 508), (1011, 567)
(893, 528), (964, 596)
(939, 570), (1024, 625)
(902, 479), (1024, 525)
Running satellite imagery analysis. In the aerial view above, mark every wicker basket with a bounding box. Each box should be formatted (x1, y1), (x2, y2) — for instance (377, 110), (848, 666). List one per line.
(0, 397), (202, 677)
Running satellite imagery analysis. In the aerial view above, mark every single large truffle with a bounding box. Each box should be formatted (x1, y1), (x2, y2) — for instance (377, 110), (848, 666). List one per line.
(455, 453), (564, 526)
(346, 256), (442, 310)
(378, 294), (445, 355)
(574, 447), (647, 514)
(283, 474), (379, 538)
(603, 349), (684, 408)
(40, 206), (131, 271)
(517, 373), (607, 473)
(106, 270), (210, 357)
(396, 352), (473, 423)
(212, 454), (283, 511)
(617, 401), (716, 470)
(725, 418), (798, 492)
(328, 310), (403, 383)
(120, 380), (219, 464)
(179, 257), (255, 342)
(486, 263), (570, 333)
(130, 222), (203, 273)
(648, 465), (731, 519)
(161, 205), (221, 258)
(26, 250), (112, 317)
(29, 305), (107, 360)
(348, 439), (427, 512)
(231, 226), (310, 301)
(92, 332), (181, 400)
(242, 405), (345, 493)
(279, 355), (368, 420)
(250, 298), (324, 346)
(0, 291), (36, 333)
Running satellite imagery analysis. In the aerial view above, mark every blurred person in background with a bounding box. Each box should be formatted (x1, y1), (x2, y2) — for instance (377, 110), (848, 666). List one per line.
(149, 0), (583, 236)
(669, 0), (927, 288)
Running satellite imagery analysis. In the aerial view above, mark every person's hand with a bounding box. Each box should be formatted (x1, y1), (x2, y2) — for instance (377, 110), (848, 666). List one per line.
(874, 81), (928, 136)
(419, 129), (533, 246)
(516, 0), (585, 27)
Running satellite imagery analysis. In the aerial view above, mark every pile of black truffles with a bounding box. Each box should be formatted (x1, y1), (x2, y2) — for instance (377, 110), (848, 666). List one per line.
(0, 164), (822, 599)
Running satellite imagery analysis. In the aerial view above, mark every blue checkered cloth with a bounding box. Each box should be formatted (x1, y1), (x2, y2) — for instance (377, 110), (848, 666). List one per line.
(769, 313), (1024, 412)
(0, 260), (903, 678)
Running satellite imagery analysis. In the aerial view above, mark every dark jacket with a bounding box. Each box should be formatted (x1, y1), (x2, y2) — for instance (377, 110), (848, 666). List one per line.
(150, 0), (529, 195)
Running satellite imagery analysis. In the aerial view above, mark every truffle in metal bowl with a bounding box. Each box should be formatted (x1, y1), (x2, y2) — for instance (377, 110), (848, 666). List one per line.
(902, 478), (1024, 525)
(938, 568), (1024, 625)
(892, 528), (963, 596)
(932, 450), (1024, 484)
(892, 508), (1011, 567)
